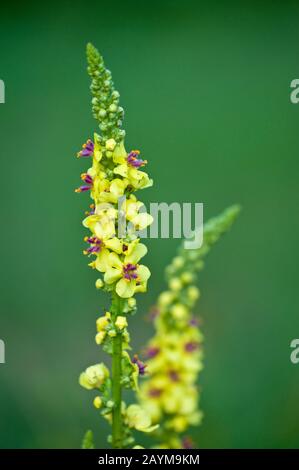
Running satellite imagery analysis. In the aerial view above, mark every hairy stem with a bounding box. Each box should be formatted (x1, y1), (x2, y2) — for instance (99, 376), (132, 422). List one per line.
(111, 293), (123, 448)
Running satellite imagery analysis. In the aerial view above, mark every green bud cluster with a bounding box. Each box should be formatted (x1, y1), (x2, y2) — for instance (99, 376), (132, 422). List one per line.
(86, 43), (125, 143)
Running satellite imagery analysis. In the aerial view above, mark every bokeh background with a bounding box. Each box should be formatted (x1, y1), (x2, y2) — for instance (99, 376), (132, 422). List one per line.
(0, 0), (299, 449)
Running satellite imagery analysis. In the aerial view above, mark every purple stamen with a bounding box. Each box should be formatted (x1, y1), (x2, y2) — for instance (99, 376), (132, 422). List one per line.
(132, 355), (147, 375)
(122, 263), (138, 281)
(77, 139), (94, 158)
(75, 185), (92, 193)
(84, 237), (103, 255)
(81, 173), (93, 185)
(127, 150), (147, 168)
(86, 245), (100, 254)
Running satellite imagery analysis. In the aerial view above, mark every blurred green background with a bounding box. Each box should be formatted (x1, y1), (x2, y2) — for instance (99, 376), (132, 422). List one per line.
(0, 0), (299, 449)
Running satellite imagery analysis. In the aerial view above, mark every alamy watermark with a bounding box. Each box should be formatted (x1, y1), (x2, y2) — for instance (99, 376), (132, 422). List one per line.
(0, 79), (5, 104)
(290, 79), (299, 104)
(96, 198), (203, 249)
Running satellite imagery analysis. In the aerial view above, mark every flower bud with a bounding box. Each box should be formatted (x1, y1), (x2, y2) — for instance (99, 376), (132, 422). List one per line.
(95, 279), (104, 289)
(171, 303), (188, 320)
(187, 286), (200, 301)
(173, 256), (184, 269)
(93, 396), (102, 409)
(115, 316), (128, 330)
(158, 291), (174, 307)
(169, 278), (182, 291)
(95, 331), (106, 345)
(128, 298), (136, 309)
(181, 272), (193, 284)
(105, 138), (116, 151)
(108, 329), (117, 338)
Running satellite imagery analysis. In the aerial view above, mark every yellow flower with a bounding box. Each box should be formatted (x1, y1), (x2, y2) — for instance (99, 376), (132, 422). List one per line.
(126, 404), (158, 433)
(97, 178), (127, 204)
(104, 242), (151, 298)
(79, 363), (109, 390)
(121, 196), (153, 232)
(96, 315), (110, 332)
(114, 163), (152, 190)
(115, 316), (128, 330)
(83, 205), (117, 240)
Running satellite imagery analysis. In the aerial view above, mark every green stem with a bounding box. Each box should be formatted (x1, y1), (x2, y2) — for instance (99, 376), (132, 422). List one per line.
(111, 293), (123, 448)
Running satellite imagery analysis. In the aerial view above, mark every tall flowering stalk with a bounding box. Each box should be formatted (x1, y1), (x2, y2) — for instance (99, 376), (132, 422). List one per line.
(139, 206), (240, 448)
(77, 44), (156, 449)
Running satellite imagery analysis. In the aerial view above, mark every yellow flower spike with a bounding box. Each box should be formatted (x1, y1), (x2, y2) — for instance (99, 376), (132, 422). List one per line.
(93, 396), (102, 409)
(115, 316), (128, 330)
(95, 331), (106, 345)
(78, 44), (156, 449)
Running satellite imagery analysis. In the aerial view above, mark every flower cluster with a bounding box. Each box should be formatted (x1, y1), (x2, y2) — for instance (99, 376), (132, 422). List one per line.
(138, 206), (240, 448)
(77, 43), (156, 449)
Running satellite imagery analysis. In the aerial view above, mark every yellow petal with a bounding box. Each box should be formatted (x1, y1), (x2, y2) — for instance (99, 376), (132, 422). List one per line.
(125, 243), (147, 264)
(95, 249), (111, 272)
(114, 163), (128, 178)
(116, 278), (136, 298)
(112, 141), (127, 164)
(137, 265), (151, 282)
(104, 267), (122, 284)
(131, 213), (154, 231)
(105, 237), (123, 254)
(108, 252), (123, 270)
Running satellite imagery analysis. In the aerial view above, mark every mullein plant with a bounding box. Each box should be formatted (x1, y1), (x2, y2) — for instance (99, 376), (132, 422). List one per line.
(138, 206), (240, 449)
(76, 43), (157, 449)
